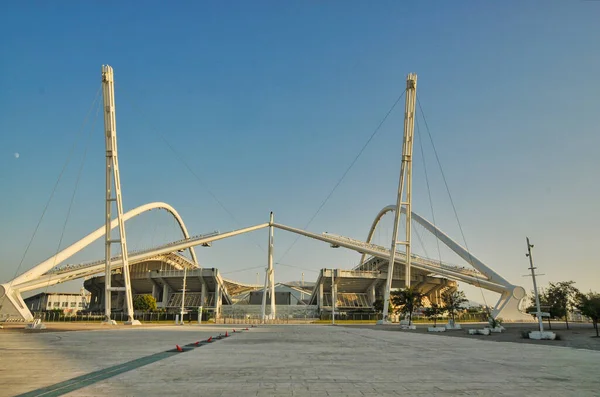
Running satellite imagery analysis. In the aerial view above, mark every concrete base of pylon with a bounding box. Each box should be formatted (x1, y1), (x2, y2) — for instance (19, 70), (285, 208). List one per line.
(529, 331), (556, 340)
(124, 319), (142, 326)
(25, 319), (46, 330)
(102, 319), (118, 325)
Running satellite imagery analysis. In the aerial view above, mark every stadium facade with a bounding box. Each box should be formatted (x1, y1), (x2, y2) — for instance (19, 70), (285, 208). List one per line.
(81, 252), (456, 319)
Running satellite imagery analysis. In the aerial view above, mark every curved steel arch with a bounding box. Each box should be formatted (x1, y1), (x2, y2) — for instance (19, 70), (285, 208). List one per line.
(11, 202), (199, 286)
(358, 205), (530, 320)
(359, 205), (510, 287)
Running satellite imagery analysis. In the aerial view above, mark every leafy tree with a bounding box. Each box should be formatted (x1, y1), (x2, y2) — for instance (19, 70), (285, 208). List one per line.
(526, 290), (559, 330)
(423, 303), (444, 327)
(546, 281), (580, 330)
(133, 295), (157, 312)
(373, 298), (393, 315)
(487, 315), (504, 329)
(525, 289), (564, 329)
(577, 292), (600, 337)
(442, 290), (468, 323)
(390, 286), (424, 326)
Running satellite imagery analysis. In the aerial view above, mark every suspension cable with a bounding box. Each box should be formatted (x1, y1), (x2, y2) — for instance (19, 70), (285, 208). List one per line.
(221, 265), (265, 275)
(275, 262), (320, 273)
(117, 87), (266, 254)
(417, 97), (490, 309)
(278, 89), (407, 263)
(416, 116), (443, 265)
(42, 98), (102, 299)
(0, 86), (102, 312)
(413, 223), (430, 259)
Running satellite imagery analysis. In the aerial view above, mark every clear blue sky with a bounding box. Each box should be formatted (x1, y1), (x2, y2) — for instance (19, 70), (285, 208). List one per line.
(1, 2), (599, 304)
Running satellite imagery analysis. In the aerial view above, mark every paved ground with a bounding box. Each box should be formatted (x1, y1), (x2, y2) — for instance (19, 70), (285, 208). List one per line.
(349, 322), (600, 351)
(1, 324), (599, 397)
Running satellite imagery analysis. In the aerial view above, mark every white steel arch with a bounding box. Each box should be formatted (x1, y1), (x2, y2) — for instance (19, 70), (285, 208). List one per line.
(1, 202), (199, 322)
(11, 202), (199, 287)
(359, 205), (509, 286)
(359, 205), (529, 320)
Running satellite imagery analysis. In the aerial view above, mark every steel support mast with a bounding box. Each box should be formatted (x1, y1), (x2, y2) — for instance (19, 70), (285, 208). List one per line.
(102, 65), (140, 325)
(261, 212), (276, 322)
(380, 74), (417, 322)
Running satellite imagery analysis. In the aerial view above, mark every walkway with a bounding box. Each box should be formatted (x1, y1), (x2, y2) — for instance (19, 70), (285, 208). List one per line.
(1, 324), (598, 396)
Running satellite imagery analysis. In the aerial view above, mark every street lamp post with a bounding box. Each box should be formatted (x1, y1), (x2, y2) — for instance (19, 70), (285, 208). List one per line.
(180, 267), (187, 325)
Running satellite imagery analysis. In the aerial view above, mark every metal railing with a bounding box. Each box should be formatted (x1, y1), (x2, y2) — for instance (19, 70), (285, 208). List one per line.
(46, 231), (220, 275)
(31, 311), (211, 323)
(324, 231), (485, 278)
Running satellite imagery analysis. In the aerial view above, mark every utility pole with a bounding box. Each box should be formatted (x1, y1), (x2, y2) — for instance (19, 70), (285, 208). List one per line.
(380, 73), (417, 323)
(525, 237), (544, 333)
(102, 65), (139, 326)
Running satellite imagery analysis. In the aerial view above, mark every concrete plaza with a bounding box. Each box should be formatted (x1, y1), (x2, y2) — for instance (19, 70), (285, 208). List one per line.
(1, 324), (598, 396)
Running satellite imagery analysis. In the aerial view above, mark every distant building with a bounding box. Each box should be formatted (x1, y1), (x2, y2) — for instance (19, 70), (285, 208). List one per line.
(24, 292), (90, 314)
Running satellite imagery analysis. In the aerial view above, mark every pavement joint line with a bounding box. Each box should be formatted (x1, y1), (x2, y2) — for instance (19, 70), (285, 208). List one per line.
(15, 328), (253, 397)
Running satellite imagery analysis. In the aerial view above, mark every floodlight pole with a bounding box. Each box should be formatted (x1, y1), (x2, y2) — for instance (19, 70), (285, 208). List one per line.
(380, 73), (417, 322)
(526, 237), (544, 333)
(102, 65), (139, 326)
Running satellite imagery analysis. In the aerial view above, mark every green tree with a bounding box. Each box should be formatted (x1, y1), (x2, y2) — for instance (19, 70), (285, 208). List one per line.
(441, 290), (468, 323)
(526, 289), (559, 330)
(373, 298), (393, 315)
(546, 281), (580, 330)
(577, 292), (600, 337)
(390, 286), (424, 326)
(423, 303), (444, 327)
(133, 294), (157, 312)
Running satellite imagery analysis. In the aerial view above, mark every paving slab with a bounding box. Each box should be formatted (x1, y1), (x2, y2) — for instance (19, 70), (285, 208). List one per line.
(0, 324), (233, 397)
(1, 325), (599, 397)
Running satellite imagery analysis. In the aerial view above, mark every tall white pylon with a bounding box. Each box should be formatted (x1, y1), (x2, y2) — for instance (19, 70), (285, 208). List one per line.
(380, 73), (417, 322)
(261, 212), (276, 322)
(102, 65), (140, 325)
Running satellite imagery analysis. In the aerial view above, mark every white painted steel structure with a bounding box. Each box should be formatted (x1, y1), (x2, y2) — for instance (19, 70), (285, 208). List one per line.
(0, 208), (527, 322)
(0, 68), (529, 323)
(381, 73), (417, 321)
(261, 212), (276, 322)
(101, 65), (138, 325)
